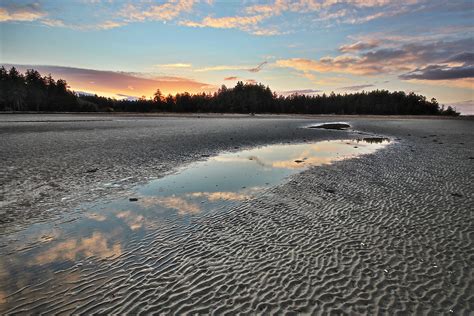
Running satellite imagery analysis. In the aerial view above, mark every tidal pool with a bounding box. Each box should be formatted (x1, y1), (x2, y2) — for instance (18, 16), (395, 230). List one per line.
(0, 138), (390, 312)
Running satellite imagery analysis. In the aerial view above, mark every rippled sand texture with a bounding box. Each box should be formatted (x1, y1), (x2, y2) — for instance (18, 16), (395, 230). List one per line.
(1, 116), (473, 314)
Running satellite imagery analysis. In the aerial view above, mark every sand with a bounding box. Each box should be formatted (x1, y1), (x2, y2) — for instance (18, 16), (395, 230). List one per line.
(0, 114), (473, 314)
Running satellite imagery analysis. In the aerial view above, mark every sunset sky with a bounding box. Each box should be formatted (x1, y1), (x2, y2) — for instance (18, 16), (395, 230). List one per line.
(1, 0), (473, 113)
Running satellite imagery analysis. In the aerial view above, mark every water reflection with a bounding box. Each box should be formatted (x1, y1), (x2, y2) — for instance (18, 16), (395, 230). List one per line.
(138, 196), (201, 215)
(0, 138), (390, 312)
(189, 191), (252, 201)
(116, 211), (146, 230)
(34, 232), (122, 265)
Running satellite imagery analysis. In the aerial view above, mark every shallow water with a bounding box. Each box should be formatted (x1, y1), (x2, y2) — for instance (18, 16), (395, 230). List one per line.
(308, 122), (351, 130)
(0, 138), (390, 312)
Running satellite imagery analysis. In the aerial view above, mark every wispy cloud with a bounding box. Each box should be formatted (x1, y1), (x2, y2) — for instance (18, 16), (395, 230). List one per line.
(278, 89), (322, 96)
(0, 2), (129, 30)
(115, 93), (139, 101)
(339, 40), (379, 52)
(249, 61), (268, 73)
(0, 3), (46, 22)
(338, 84), (375, 91)
(195, 61), (268, 73)
(251, 28), (284, 36)
(0, 0), (455, 36)
(41, 18), (65, 27)
(180, 13), (268, 31)
(155, 63), (193, 69)
(241, 0), (428, 30)
(96, 20), (126, 30)
(224, 76), (238, 80)
(276, 56), (377, 75)
(195, 65), (251, 72)
(119, 0), (197, 23)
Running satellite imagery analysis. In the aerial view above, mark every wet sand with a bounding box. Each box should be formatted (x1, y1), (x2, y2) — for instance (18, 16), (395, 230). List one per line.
(0, 114), (473, 314)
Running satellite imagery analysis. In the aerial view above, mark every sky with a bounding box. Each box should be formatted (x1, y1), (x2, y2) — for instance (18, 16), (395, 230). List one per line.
(0, 0), (473, 113)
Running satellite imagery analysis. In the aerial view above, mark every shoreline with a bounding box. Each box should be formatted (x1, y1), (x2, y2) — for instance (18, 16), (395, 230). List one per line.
(0, 111), (472, 120)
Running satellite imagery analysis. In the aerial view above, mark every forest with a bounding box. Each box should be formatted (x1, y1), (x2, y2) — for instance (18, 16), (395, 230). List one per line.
(0, 67), (459, 115)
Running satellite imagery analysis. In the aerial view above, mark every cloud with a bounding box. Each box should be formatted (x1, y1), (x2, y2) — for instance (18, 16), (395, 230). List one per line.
(385, 37), (474, 87)
(0, 0), (437, 35)
(180, 14), (267, 30)
(404, 78), (474, 89)
(276, 56), (378, 75)
(446, 52), (474, 64)
(4, 64), (214, 98)
(155, 63), (192, 69)
(0, 3), (127, 30)
(338, 84), (375, 91)
(299, 72), (317, 81)
(339, 40), (379, 52)
(224, 76), (238, 80)
(278, 89), (322, 96)
(277, 37), (474, 81)
(0, 3), (46, 22)
(195, 65), (249, 72)
(96, 20), (126, 30)
(116, 93), (139, 101)
(242, 0), (426, 28)
(120, 0), (197, 22)
(2, 0), (465, 37)
(244, 0), (412, 16)
(40, 18), (65, 27)
(248, 61), (268, 73)
(195, 61), (268, 73)
(250, 28), (283, 36)
(179, 2), (282, 35)
(399, 65), (474, 80)
(245, 79), (257, 84)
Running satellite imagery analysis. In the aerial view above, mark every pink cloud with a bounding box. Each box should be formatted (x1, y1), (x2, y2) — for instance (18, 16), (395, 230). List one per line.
(5, 65), (214, 98)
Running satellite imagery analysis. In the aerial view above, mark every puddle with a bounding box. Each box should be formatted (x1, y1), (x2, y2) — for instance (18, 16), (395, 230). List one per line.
(308, 122), (350, 130)
(0, 138), (390, 311)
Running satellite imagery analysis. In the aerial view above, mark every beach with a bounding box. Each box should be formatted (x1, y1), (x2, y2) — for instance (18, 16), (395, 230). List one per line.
(0, 114), (473, 314)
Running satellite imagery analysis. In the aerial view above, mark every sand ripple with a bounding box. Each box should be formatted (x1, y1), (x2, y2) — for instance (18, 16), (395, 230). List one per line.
(1, 120), (473, 314)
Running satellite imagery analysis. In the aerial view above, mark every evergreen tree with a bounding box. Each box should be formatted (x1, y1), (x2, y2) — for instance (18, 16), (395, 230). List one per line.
(0, 67), (459, 116)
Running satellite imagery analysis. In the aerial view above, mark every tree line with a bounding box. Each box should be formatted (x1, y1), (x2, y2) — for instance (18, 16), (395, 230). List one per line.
(0, 67), (459, 115)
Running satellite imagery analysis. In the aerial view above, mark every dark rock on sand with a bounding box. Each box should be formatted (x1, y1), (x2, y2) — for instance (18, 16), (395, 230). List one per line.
(361, 137), (390, 144)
